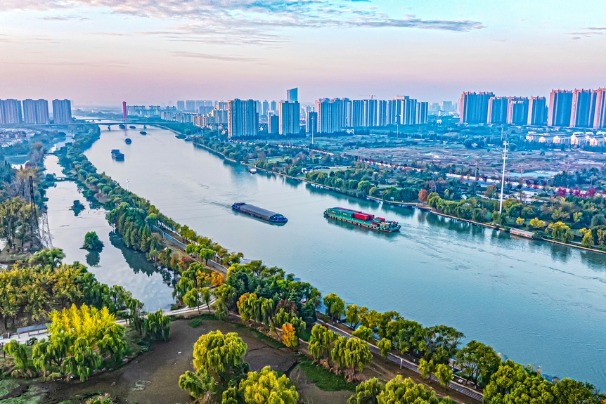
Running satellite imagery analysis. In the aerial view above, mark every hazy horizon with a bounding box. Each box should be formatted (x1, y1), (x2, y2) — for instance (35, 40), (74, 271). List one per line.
(1, 0), (605, 105)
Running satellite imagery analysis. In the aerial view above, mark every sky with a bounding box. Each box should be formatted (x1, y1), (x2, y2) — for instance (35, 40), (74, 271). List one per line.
(1, 0), (605, 106)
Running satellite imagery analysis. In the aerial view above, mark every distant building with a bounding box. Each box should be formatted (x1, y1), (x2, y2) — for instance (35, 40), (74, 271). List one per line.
(268, 114), (279, 135)
(262, 100), (269, 117)
(459, 91), (494, 124)
(316, 98), (348, 134)
(594, 88), (606, 129)
(185, 100), (196, 112)
(442, 100), (456, 113)
(228, 99), (258, 138)
(307, 111), (318, 136)
(0, 99), (22, 125)
(278, 101), (300, 135)
(487, 97), (508, 124)
(270, 101), (277, 112)
(548, 90), (573, 126)
(177, 100), (185, 111)
(570, 89), (597, 128)
(22, 99), (49, 124)
(287, 88), (298, 103)
(52, 99), (72, 124)
(528, 96), (548, 126)
(416, 102), (428, 124)
(507, 97), (529, 125)
(216, 101), (229, 111)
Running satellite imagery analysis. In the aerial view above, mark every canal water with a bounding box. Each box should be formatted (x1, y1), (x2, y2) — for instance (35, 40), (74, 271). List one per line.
(84, 126), (606, 388)
(44, 154), (174, 311)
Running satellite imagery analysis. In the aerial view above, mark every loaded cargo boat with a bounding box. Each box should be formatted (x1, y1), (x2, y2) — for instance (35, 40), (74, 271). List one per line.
(232, 203), (288, 224)
(324, 207), (400, 232)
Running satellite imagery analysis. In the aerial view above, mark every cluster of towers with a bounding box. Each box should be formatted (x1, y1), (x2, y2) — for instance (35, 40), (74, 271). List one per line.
(0, 98), (72, 125)
(459, 89), (606, 129)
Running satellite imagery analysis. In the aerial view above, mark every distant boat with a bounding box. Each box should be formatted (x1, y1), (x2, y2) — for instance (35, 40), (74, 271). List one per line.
(184, 136), (193, 142)
(249, 167), (257, 174)
(175, 134), (186, 139)
(139, 131), (147, 135)
(125, 138), (132, 145)
(129, 125), (136, 129)
(118, 124), (126, 129)
(111, 149), (125, 161)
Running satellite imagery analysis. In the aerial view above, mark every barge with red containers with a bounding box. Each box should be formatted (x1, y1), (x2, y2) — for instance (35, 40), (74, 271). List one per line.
(324, 207), (400, 232)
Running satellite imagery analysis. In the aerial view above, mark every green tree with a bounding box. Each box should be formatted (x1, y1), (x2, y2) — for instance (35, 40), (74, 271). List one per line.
(434, 363), (453, 387)
(418, 358), (435, 383)
(455, 340), (501, 388)
(348, 377), (384, 404)
(144, 310), (170, 341)
(323, 293), (345, 322)
(377, 375), (440, 403)
(548, 221), (573, 243)
(377, 338), (392, 358)
(239, 366), (299, 404)
(178, 369), (213, 402)
(308, 324), (337, 362)
(82, 231), (104, 250)
(346, 304), (364, 329)
(353, 325), (374, 342)
(191, 330), (248, 385)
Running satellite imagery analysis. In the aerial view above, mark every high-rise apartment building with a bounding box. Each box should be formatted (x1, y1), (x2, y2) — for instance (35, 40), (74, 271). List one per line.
(0, 99), (23, 125)
(506, 98), (529, 125)
(287, 88), (298, 103)
(548, 90), (573, 127)
(185, 100), (196, 112)
(528, 96), (547, 126)
(487, 97), (508, 124)
(316, 98), (348, 134)
(268, 114), (279, 135)
(177, 101), (185, 111)
(52, 99), (72, 124)
(228, 99), (258, 138)
(22, 99), (50, 124)
(570, 89), (597, 128)
(262, 100), (269, 117)
(416, 102), (428, 124)
(278, 101), (300, 135)
(593, 88), (606, 129)
(459, 92), (494, 124)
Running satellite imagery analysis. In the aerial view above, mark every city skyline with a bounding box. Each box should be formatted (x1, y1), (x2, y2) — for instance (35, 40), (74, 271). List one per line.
(1, 1), (606, 105)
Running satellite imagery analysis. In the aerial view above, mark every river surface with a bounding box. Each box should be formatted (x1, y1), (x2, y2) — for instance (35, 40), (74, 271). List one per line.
(83, 125), (606, 388)
(44, 154), (174, 311)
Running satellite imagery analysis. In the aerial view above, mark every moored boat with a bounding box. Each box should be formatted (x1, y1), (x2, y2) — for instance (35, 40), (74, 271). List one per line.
(125, 138), (132, 144)
(232, 202), (287, 224)
(140, 130), (147, 135)
(249, 167), (257, 174)
(324, 207), (400, 232)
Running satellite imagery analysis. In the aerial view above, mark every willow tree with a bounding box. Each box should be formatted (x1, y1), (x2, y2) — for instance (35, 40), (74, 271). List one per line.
(239, 366), (299, 404)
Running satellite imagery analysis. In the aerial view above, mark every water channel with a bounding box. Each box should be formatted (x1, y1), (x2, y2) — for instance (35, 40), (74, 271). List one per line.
(44, 154), (174, 311)
(75, 125), (605, 388)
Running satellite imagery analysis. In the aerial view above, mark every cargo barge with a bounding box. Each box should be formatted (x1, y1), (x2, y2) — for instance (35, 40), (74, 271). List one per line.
(232, 203), (288, 224)
(324, 207), (400, 232)
(111, 149), (125, 161)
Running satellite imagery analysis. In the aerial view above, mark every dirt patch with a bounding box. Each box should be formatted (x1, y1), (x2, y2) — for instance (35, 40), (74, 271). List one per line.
(289, 365), (351, 404)
(39, 318), (297, 404)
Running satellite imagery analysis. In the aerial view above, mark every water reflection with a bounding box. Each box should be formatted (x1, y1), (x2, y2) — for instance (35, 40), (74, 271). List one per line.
(86, 250), (100, 267)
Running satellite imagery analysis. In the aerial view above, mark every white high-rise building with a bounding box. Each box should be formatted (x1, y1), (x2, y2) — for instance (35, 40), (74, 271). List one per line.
(228, 99), (258, 138)
(52, 99), (72, 124)
(0, 99), (23, 124)
(278, 101), (300, 135)
(23, 99), (49, 124)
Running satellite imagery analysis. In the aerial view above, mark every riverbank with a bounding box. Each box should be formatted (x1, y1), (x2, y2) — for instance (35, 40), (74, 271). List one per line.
(189, 136), (606, 256)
